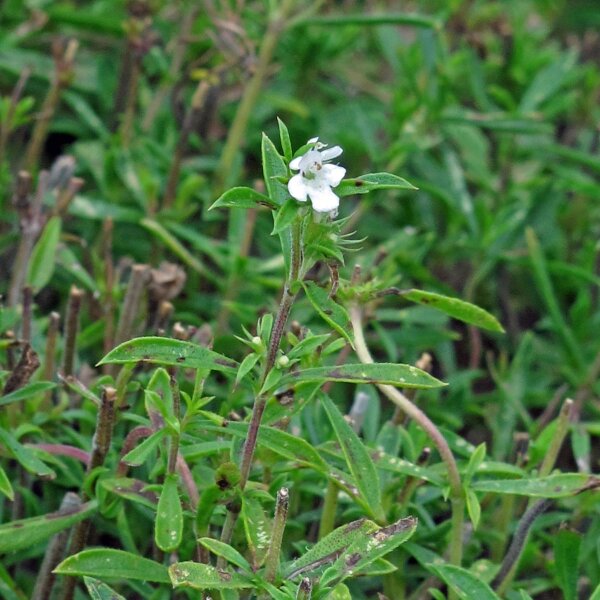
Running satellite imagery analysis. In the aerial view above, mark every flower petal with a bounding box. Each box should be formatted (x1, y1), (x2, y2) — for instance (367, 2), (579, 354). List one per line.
(289, 156), (303, 170)
(307, 137), (319, 144)
(321, 164), (346, 187)
(320, 146), (343, 161)
(308, 185), (340, 213)
(288, 174), (308, 202)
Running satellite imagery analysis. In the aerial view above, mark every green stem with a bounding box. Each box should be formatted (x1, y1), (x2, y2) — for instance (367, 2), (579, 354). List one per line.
(318, 480), (338, 539)
(264, 487), (289, 584)
(350, 304), (465, 568)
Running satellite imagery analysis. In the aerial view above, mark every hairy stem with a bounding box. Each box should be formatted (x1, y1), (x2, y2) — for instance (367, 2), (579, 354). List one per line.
(350, 304), (464, 567)
(264, 487), (289, 584)
(492, 499), (553, 594)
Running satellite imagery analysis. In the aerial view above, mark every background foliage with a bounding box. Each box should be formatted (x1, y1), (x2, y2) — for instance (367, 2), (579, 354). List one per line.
(1, 0), (600, 598)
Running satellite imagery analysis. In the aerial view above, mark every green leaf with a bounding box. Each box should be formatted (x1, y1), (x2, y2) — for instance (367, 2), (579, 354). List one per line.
(430, 564), (500, 600)
(121, 429), (166, 466)
(284, 519), (377, 578)
(83, 576), (126, 600)
(199, 422), (327, 472)
(465, 443), (487, 482)
(0, 381), (56, 407)
(98, 337), (237, 373)
(302, 282), (353, 346)
(242, 494), (273, 568)
(299, 13), (439, 28)
(198, 538), (252, 573)
(100, 478), (158, 510)
(272, 198), (299, 235)
(210, 187), (277, 211)
(0, 466), (14, 501)
(554, 529), (581, 600)
(0, 428), (55, 479)
(321, 517), (418, 586)
(27, 216), (62, 291)
(236, 352), (260, 386)
(169, 562), (253, 590)
(277, 117), (292, 162)
(155, 474), (183, 552)
(55, 549), (170, 583)
(471, 473), (600, 497)
(465, 489), (481, 530)
(278, 363), (446, 390)
(262, 132), (289, 206)
(590, 583), (600, 600)
(321, 394), (383, 520)
(402, 289), (504, 333)
(336, 173), (416, 198)
(0, 500), (97, 553)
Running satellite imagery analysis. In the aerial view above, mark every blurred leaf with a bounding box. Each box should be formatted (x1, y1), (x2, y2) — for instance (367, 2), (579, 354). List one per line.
(155, 474), (183, 552)
(98, 336), (237, 373)
(0, 500), (97, 553)
(277, 117), (292, 162)
(321, 394), (384, 520)
(0, 428), (55, 479)
(465, 489), (481, 530)
(0, 466), (14, 501)
(0, 381), (55, 407)
(120, 429), (166, 467)
(301, 13), (439, 28)
(55, 549), (170, 582)
(430, 564), (500, 599)
(402, 290), (504, 332)
(27, 216), (61, 291)
(554, 529), (581, 600)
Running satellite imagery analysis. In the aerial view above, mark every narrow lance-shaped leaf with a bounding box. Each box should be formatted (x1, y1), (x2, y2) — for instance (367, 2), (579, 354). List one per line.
(321, 394), (384, 521)
(262, 132), (289, 206)
(336, 173), (416, 198)
(0, 381), (56, 407)
(471, 473), (600, 498)
(321, 517), (418, 587)
(302, 281), (353, 346)
(278, 363), (446, 390)
(0, 500), (97, 553)
(83, 577), (126, 600)
(0, 466), (14, 501)
(0, 428), (55, 479)
(169, 562), (253, 590)
(210, 187), (277, 211)
(55, 549), (170, 583)
(98, 337), (237, 373)
(554, 529), (581, 600)
(198, 538), (252, 573)
(155, 474), (183, 552)
(429, 564), (500, 600)
(27, 216), (62, 291)
(121, 429), (166, 467)
(284, 519), (377, 578)
(402, 289), (504, 333)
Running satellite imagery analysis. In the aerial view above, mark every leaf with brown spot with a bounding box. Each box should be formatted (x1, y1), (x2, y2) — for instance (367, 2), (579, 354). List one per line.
(0, 500), (97, 553)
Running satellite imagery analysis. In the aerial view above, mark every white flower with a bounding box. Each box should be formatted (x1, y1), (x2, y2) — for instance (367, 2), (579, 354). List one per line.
(287, 137), (346, 213)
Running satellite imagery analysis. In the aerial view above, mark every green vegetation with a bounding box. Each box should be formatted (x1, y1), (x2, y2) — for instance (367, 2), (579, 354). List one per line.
(1, 1), (599, 598)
